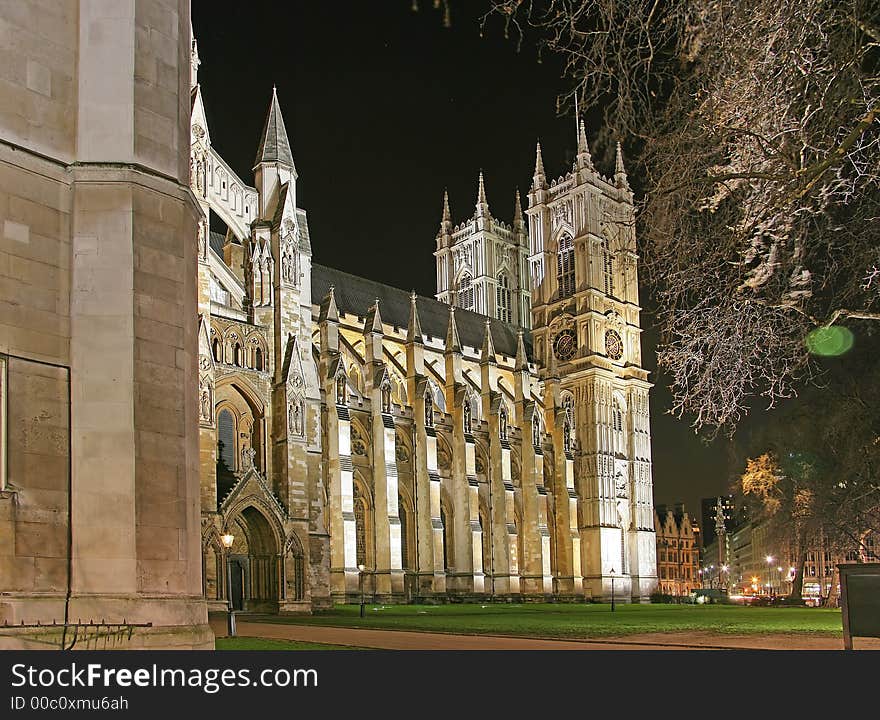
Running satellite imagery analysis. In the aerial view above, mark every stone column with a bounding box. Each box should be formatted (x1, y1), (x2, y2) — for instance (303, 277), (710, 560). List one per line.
(405, 294), (441, 596)
(65, 0), (210, 647)
(444, 307), (474, 594)
(481, 321), (510, 596)
(544, 374), (575, 595)
(319, 288), (357, 600)
(363, 302), (404, 600)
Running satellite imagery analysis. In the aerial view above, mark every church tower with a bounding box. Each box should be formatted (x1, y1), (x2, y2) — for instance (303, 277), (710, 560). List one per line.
(526, 124), (657, 601)
(434, 174), (531, 328)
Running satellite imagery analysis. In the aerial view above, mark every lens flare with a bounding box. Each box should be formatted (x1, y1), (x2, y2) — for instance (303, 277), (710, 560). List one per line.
(805, 326), (854, 356)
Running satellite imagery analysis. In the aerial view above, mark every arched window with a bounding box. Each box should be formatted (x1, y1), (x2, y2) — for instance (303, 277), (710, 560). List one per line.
(440, 506), (451, 571)
(399, 496), (410, 570)
(457, 274), (474, 311)
(602, 239), (614, 296)
(212, 338), (220, 363)
(557, 234), (575, 298)
(234, 343), (243, 367)
(255, 347), (263, 371)
(496, 272), (511, 323)
(217, 409), (236, 471)
(354, 483), (368, 568)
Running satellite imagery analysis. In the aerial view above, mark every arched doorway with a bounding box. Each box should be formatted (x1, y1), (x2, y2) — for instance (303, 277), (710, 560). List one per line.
(226, 505), (281, 612)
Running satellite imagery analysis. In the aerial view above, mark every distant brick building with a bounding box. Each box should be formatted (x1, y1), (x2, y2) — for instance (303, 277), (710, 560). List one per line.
(654, 504), (700, 596)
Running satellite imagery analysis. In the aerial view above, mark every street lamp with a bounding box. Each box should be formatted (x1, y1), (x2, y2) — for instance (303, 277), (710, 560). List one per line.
(221, 532), (236, 637)
(610, 568), (616, 612)
(358, 564), (366, 618)
(766, 555), (774, 596)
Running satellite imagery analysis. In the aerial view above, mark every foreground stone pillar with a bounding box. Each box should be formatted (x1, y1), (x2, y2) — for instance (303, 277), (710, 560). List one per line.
(0, 0), (213, 648)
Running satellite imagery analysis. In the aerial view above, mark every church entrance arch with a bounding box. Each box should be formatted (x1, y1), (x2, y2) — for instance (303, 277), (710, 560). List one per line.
(226, 504), (281, 612)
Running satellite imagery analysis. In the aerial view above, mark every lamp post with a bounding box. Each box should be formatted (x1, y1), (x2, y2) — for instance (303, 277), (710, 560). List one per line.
(766, 555), (774, 596)
(610, 568), (616, 612)
(221, 532), (236, 638)
(358, 564), (366, 618)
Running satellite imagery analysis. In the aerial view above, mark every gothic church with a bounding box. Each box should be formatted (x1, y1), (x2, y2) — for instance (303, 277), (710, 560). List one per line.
(190, 36), (658, 611)
(0, 1), (659, 647)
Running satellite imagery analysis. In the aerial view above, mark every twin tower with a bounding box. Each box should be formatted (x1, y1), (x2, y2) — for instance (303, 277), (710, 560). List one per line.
(434, 125), (657, 599)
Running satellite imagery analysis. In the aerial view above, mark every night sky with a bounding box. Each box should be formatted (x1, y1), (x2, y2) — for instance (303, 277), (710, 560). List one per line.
(192, 1), (732, 519)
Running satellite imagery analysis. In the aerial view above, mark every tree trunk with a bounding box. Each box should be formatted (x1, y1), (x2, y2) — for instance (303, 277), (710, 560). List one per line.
(790, 546), (807, 602)
(823, 564), (840, 608)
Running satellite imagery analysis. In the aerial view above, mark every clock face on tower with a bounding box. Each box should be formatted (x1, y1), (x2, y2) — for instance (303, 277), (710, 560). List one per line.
(605, 329), (624, 360)
(552, 329), (577, 362)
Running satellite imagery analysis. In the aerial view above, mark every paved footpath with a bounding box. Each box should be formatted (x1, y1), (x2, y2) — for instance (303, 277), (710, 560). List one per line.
(211, 617), (869, 650)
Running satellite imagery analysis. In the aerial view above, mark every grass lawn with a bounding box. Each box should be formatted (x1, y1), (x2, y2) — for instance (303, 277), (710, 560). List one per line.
(251, 602), (843, 639)
(215, 637), (364, 650)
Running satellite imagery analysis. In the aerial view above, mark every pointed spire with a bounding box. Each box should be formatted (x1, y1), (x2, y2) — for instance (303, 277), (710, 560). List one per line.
(515, 329), (528, 372)
(254, 86), (296, 172)
(513, 188), (524, 230)
(533, 141), (546, 189)
(534, 141), (545, 176)
(439, 188), (453, 237)
(614, 141), (630, 190)
(445, 305), (461, 353)
(475, 170), (490, 218)
(576, 119), (593, 169)
(480, 318), (496, 365)
(364, 298), (383, 335)
(319, 284), (338, 323)
(407, 291), (423, 345)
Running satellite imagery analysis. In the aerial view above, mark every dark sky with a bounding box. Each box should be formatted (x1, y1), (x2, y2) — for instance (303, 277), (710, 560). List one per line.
(192, 0), (732, 519)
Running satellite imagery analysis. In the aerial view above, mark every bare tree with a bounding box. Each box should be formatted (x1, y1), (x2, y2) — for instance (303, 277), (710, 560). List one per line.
(485, 0), (880, 433)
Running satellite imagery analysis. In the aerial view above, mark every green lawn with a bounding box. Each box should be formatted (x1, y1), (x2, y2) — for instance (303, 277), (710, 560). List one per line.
(215, 636), (364, 650)
(250, 602), (843, 638)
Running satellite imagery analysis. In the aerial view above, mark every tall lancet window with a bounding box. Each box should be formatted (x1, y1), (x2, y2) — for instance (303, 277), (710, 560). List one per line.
(458, 274), (474, 311)
(496, 272), (511, 323)
(557, 234), (575, 298)
(562, 394), (575, 455)
(602, 239), (614, 297)
(611, 397), (625, 455)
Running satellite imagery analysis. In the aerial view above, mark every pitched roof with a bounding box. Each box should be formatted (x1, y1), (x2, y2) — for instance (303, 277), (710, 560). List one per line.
(254, 88), (295, 171)
(311, 263), (533, 361)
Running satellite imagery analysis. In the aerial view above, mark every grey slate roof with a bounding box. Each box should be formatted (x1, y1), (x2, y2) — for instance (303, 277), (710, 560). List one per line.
(209, 231), (226, 256)
(254, 89), (296, 171)
(311, 263), (533, 362)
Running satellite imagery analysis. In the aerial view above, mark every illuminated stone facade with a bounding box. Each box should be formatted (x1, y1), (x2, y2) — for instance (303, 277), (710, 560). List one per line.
(192, 35), (657, 607)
